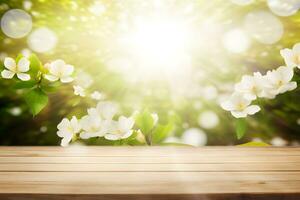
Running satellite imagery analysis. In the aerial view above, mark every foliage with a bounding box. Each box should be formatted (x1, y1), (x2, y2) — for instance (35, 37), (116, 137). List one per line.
(0, 0), (299, 146)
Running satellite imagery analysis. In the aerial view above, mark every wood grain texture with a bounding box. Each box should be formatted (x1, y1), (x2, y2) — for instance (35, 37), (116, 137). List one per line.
(0, 146), (299, 200)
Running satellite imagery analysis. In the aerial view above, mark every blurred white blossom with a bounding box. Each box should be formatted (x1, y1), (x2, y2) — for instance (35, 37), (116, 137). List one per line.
(1, 57), (30, 81)
(280, 43), (300, 69)
(198, 111), (219, 129)
(44, 59), (74, 83)
(91, 91), (105, 100)
(8, 107), (22, 116)
(104, 116), (134, 140)
(73, 85), (85, 97)
(271, 137), (288, 146)
(182, 128), (207, 146)
(79, 113), (109, 139)
(57, 116), (81, 147)
(75, 71), (93, 89)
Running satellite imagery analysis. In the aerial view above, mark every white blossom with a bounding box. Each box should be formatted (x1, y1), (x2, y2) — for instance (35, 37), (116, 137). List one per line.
(1, 57), (30, 81)
(263, 66), (297, 98)
(234, 72), (266, 100)
(94, 101), (118, 120)
(73, 85), (85, 97)
(57, 116), (81, 147)
(91, 91), (104, 100)
(104, 116), (135, 140)
(44, 59), (74, 83)
(280, 43), (300, 69)
(221, 93), (260, 118)
(79, 113), (110, 139)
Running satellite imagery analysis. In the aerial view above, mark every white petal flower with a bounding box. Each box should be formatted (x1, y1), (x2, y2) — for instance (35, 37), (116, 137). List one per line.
(221, 93), (260, 118)
(263, 66), (297, 97)
(280, 43), (300, 69)
(57, 116), (81, 147)
(1, 57), (30, 81)
(44, 59), (74, 83)
(104, 116), (135, 140)
(73, 85), (85, 97)
(234, 72), (266, 100)
(75, 71), (93, 89)
(96, 101), (118, 120)
(79, 114), (110, 139)
(91, 91), (105, 100)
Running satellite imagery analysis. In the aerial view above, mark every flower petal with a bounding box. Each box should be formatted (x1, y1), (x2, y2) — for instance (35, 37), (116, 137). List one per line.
(121, 130), (133, 139)
(61, 76), (73, 83)
(104, 133), (120, 141)
(1, 70), (15, 79)
(60, 135), (72, 147)
(293, 43), (300, 54)
(231, 111), (247, 118)
(4, 57), (16, 71)
(57, 118), (70, 130)
(49, 59), (65, 76)
(220, 101), (234, 111)
(245, 105), (260, 115)
(17, 73), (30, 81)
(63, 64), (74, 76)
(17, 57), (30, 72)
(280, 49), (294, 68)
(44, 74), (59, 82)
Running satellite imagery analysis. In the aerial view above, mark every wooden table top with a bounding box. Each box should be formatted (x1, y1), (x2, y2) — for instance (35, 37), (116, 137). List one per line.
(0, 146), (299, 200)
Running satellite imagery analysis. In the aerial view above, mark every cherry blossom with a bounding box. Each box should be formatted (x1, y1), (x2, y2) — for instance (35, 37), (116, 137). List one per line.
(57, 116), (81, 146)
(280, 43), (300, 69)
(1, 57), (30, 81)
(263, 66), (297, 98)
(104, 116), (135, 140)
(73, 85), (85, 97)
(44, 59), (74, 83)
(234, 72), (266, 100)
(221, 93), (260, 118)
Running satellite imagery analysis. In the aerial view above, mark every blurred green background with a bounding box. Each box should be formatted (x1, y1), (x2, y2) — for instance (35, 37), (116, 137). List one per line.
(0, 0), (299, 146)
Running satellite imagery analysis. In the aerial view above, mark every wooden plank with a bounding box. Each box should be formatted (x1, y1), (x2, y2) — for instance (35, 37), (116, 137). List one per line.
(0, 146), (299, 156)
(0, 156), (300, 163)
(0, 163), (300, 172)
(0, 147), (299, 199)
(0, 172), (300, 194)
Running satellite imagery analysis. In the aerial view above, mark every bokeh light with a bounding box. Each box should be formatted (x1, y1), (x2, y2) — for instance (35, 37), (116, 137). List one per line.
(244, 11), (283, 44)
(267, 0), (300, 17)
(27, 27), (57, 53)
(182, 128), (207, 146)
(222, 29), (250, 53)
(1, 9), (32, 38)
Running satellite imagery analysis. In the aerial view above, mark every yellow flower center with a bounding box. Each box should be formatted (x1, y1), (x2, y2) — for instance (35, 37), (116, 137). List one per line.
(236, 103), (245, 111)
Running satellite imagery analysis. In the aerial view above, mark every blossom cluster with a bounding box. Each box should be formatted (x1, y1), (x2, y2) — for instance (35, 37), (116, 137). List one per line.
(1, 56), (74, 83)
(57, 101), (135, 146)
(221, 43), (300, 118)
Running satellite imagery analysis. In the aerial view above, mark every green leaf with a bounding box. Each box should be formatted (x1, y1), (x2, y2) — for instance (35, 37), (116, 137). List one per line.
(15, 54), (23, 62)
(28, 54), (42, 74)
(40, 82), (61, 93)
(235, 118), (247, 140)
(152, 123), (173, 144)
(24, 88), (48, 116)
(238, 141), (270, 147)
(135, 109), (155, 135)
(13, 80), (37, 89)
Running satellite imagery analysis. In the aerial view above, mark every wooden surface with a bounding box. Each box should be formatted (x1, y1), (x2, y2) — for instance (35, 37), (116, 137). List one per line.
(0, 146), (299, 200)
